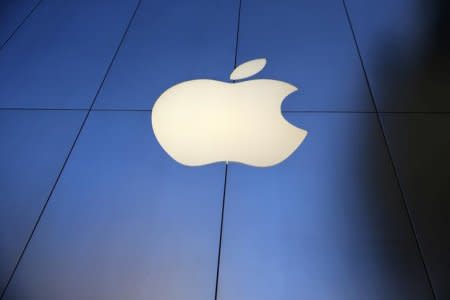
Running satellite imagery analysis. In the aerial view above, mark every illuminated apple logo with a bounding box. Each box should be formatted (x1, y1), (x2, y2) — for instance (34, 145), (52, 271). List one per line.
(151, 58), (307, 167)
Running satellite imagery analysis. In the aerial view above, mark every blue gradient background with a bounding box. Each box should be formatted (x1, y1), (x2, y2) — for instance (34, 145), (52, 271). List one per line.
(1, 0), (449, 299)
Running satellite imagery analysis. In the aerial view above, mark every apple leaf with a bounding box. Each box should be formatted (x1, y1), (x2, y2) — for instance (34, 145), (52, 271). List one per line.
(230, 58), (267, 80)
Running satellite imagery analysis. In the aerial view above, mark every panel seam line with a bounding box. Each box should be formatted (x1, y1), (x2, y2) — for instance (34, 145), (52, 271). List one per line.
(0, 0), (44, 52)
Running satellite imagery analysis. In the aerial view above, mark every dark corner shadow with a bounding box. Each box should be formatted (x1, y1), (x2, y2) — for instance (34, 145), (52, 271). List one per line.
(372, 0), (450, 112)
(350, 0), (450, 298)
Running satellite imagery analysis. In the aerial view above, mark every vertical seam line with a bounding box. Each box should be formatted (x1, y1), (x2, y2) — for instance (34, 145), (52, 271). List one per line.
(214, 1), (242, 299)
(214, 163), (229, 300)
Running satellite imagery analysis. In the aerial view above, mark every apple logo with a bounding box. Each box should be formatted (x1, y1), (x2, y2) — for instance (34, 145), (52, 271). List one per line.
(151, 58), (308, 167)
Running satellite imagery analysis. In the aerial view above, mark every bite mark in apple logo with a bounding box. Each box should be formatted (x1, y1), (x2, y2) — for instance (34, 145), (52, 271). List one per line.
(151, 58), (308, 167)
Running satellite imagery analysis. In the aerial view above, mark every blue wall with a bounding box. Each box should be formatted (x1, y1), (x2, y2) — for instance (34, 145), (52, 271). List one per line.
(1, 0), (449, 299)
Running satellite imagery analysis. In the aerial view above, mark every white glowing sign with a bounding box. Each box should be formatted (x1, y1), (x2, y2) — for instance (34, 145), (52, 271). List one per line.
(151, 58), (307, 167)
